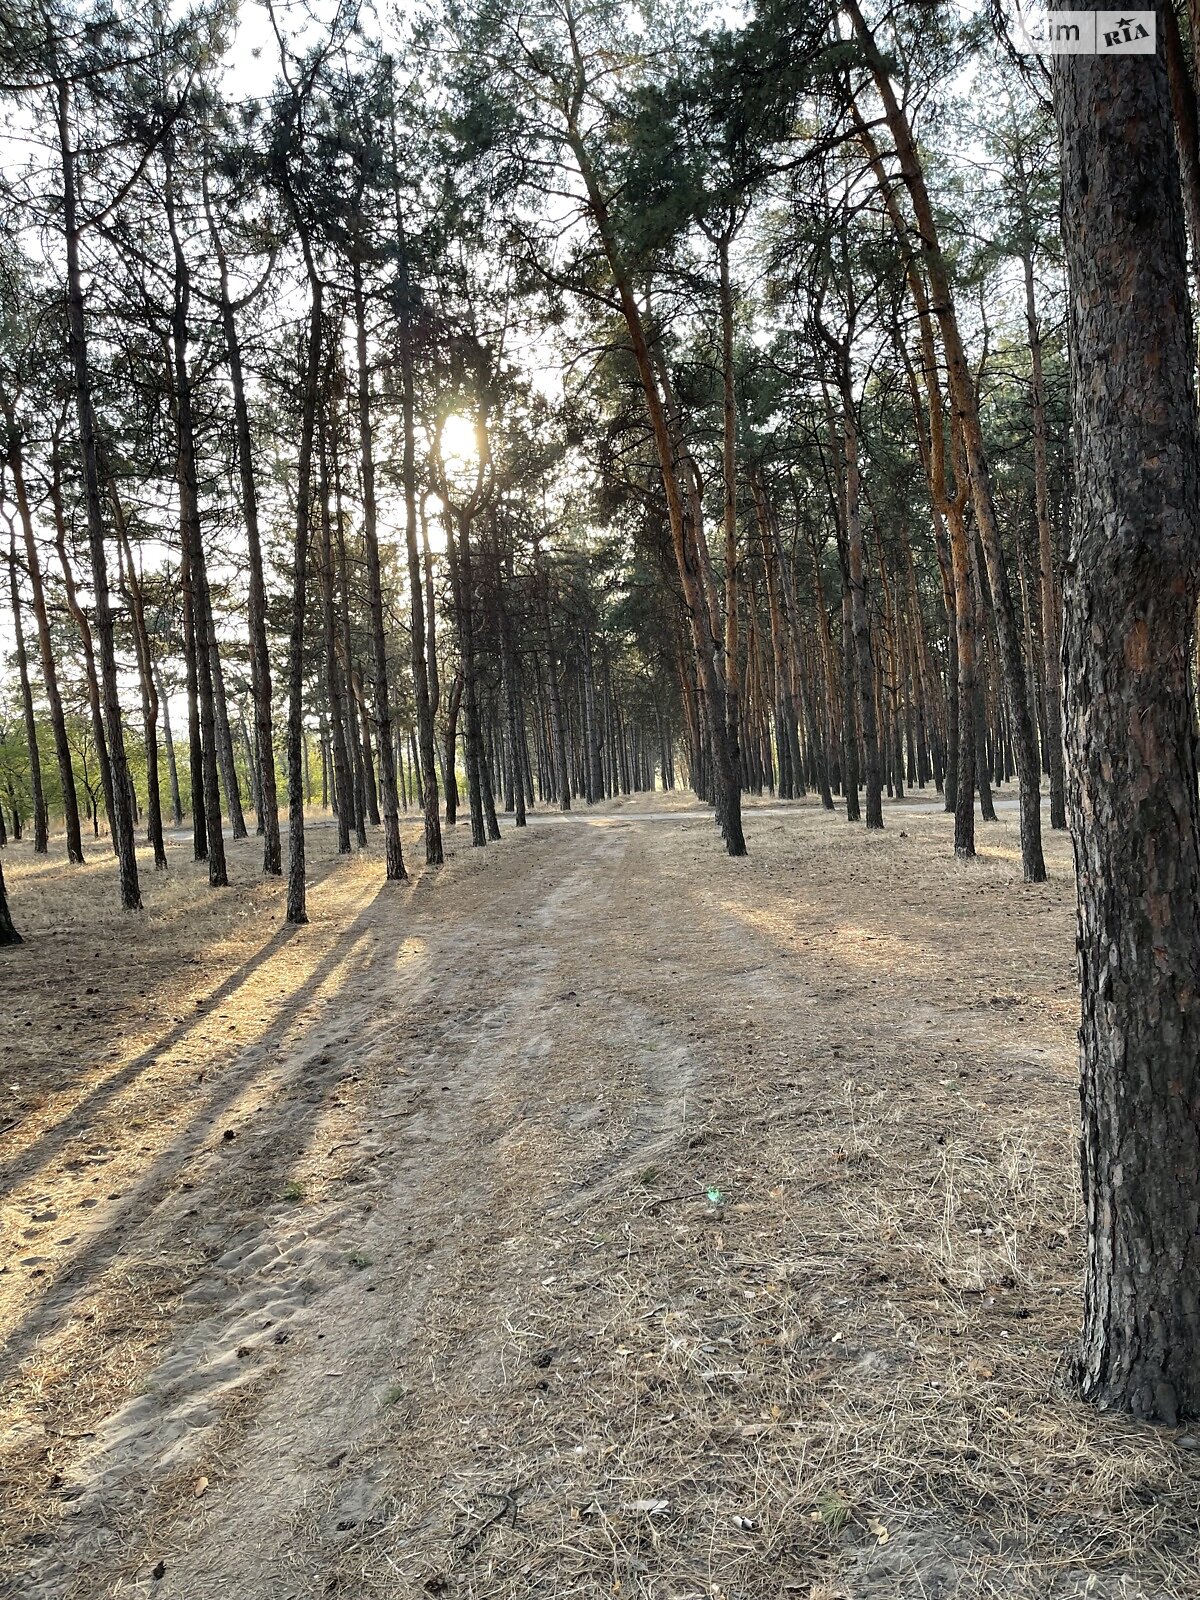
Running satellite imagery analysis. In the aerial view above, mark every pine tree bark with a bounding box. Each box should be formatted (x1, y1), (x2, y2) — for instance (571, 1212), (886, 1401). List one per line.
(1055, 34), (1200, 1422)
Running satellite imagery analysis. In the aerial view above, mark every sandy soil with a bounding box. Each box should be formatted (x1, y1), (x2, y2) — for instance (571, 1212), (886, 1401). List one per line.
(1, 793), (1198, 1599)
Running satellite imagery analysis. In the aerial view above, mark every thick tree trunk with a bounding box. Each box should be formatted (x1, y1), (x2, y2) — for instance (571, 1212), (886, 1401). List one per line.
(1056, 35), (1200, 1422)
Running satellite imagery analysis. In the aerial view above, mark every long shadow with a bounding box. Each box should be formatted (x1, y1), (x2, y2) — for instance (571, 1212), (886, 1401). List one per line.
(0, 857), (346, 1200)
(0, 879), (398, 1391)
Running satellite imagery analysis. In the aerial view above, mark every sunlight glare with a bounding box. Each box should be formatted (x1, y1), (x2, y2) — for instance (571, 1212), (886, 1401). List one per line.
(440, 412), (479, 476)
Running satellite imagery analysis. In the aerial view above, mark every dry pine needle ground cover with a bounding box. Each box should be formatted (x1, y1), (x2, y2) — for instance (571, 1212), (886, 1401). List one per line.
(1, 794), (1198, 1599)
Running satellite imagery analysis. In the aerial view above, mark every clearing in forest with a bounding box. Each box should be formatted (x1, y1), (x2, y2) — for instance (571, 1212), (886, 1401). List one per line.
(1, 797), (1197, 1599)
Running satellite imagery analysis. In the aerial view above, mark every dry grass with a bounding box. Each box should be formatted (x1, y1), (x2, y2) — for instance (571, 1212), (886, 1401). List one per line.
(2, 793), (1198, 1599)
(321, 806), (1195, 1600)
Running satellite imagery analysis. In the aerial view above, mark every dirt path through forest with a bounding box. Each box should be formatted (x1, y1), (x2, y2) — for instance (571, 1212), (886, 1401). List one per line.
(3, 797), (1198, 1599)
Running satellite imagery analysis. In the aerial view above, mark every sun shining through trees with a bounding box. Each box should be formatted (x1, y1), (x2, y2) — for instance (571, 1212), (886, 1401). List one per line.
(1, 0), (1199, 1594)
(437, 411), (481, 479)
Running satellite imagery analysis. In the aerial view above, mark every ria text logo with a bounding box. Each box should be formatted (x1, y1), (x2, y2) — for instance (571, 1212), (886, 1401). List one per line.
(1011, 10), (1156, 53)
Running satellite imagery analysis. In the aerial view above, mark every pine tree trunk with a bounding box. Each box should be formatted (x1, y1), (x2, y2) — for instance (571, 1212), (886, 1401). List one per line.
(5, 416), (83, 861)
(114, 516), (167, 869)
(207, 616), (247, 841)
(1020, 241), (1068, 833)
(156, 663), (184, 827)
(566, 119), (743, 854)
(352, 261), (406, 881)
(842, 392), (883, 829)
(397, 228), (443, 865)
(167, 134), (226, 889)
(847, 4), (1043, 879)
(52, 405), (115, 855)
(839, 574), (860, 824)
(177, 493), (205, 860)
(352, 669), (381, 828)
(318, 407), (354, 855)
(536, 538), (572, 812)
(331, 448), (368, 850)
(283, 222), (322, 924)
(7, 530), (47, 852)
(1056, 32), (1200, 1423)
(204, 176), (280, 875)
(717, 234), (743, 815)
(240, 711), (262, 819)
(56, 78), (140, 910)
(443, 669), (463, 826)
(0, 851), (19, 946)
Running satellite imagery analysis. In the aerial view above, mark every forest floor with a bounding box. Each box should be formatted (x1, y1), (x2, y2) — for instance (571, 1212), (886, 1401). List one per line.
(2, 792), (1198, 1600)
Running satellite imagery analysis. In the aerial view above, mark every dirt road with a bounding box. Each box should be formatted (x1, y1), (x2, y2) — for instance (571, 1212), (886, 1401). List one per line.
(2, 798), (1197, 1598)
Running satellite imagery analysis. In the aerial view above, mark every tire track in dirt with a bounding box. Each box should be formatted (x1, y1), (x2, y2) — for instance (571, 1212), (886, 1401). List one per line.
(11, 815), (701, 1598)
